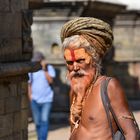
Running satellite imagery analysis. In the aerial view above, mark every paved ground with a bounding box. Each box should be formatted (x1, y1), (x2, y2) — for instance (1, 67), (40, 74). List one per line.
(28, 124), (70, 140)
(28, 111), (140, 140)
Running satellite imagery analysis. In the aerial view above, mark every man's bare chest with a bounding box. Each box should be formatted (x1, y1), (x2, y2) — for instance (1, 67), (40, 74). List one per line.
(80, 86), (109, 127)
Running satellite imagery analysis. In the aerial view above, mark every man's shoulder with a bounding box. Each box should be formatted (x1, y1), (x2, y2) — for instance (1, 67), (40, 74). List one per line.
(96, 75), (115, 85)
(106, 76), (126, 101)
(106, 76), (121, 87)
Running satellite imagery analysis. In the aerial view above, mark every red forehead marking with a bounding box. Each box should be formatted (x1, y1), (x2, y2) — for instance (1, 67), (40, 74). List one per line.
(70, 49), (76, 62)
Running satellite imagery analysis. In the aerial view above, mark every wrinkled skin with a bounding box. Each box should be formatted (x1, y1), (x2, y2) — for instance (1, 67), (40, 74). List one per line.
(64, 47), (139, 140)
(64, 48), (95, 95)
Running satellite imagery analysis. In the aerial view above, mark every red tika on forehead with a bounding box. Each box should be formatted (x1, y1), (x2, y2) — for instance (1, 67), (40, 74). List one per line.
(70, 49), (76, 62)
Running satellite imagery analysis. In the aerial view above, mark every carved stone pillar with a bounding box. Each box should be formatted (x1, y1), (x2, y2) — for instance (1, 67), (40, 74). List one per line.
(0, 0), (40, 139)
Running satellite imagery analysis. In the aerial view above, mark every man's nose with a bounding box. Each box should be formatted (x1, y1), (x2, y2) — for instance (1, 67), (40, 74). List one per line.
(73, 62), (80, 71)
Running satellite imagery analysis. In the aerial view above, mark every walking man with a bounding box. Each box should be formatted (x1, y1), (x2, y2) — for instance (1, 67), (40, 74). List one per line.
(28, 51), (56, 140)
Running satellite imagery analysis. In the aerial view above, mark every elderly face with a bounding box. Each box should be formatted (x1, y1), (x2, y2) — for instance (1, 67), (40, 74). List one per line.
(64, 48), (91, 71)
(64, 47), (95, 93)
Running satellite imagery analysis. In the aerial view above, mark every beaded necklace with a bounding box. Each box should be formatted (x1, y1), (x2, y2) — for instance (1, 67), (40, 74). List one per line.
(70, 71), (99, 128)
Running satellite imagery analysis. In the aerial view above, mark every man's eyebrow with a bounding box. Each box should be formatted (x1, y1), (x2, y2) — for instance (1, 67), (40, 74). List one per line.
(76, 58), (85, 61)
(66, 60), (74, 65)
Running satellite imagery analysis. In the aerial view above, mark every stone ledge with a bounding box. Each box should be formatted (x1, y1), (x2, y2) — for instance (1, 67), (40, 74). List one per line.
(0, 61), (41, 78)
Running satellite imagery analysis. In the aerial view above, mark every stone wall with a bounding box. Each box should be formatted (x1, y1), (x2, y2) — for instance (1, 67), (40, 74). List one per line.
(111, 11), (140, 99)
(114, 11), (140, 61)
(0, 0), (40, 139)
(0, 76), (29, 140)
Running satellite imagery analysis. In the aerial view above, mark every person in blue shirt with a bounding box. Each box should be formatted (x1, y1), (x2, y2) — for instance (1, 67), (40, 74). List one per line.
(28, 51), (56, 140)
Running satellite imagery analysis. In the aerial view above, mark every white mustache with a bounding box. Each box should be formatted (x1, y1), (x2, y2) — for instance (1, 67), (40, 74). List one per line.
(69, 69), (89, 80)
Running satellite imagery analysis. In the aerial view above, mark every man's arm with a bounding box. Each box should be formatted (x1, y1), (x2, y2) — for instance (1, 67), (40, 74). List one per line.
(44, 71), (54, 84)
(108, 78), (139, 140)
(28, 83), (32, 101)
(28, 73), (32, 101)
(41, 61), (55, 84)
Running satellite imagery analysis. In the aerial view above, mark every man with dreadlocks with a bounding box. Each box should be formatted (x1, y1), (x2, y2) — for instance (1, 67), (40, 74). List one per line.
(60, 17), (139, 140)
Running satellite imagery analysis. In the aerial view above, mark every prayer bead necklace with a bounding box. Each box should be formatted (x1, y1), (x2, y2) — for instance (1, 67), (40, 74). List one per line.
(70, 70), (99, 126)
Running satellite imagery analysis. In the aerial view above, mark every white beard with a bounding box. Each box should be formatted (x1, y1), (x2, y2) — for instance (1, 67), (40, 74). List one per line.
(72, 79), (83, 94)
(71, 75), (91, 95)
(68, 66), (95, 95)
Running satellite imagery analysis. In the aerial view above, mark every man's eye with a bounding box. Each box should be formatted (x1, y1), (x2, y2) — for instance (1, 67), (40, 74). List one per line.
(66, 61), (74, 65)
(76, 59), (85, 63)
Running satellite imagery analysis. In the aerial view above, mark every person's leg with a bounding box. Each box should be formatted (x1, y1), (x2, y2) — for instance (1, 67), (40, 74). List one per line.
(31, 100), (41, 140)
(39, 102), (52, 140)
